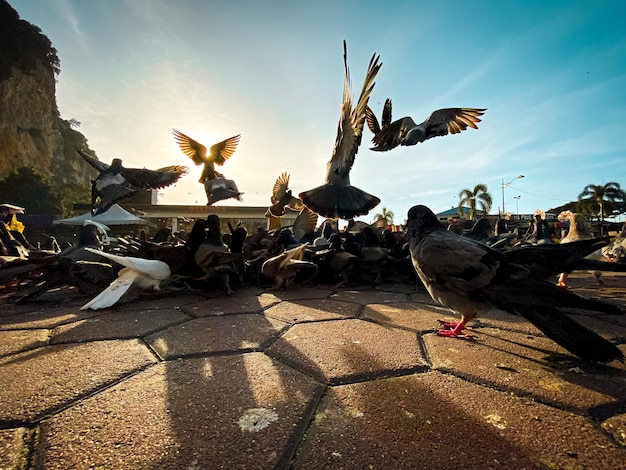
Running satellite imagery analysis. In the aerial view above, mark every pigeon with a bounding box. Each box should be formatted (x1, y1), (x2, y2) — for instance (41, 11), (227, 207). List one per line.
(266, 172), (304, 217)
(77, 149), (188, 215)
(299, 41), (382, 220)
(261, 243), (317, 289)
(365, 99), (486, 152)
(205, 175), (244, 205)
(172, 129), (240, 183)
(193, 215), (243, 294)
(81, 247), (171, 310)
(406, 204), (623, 363)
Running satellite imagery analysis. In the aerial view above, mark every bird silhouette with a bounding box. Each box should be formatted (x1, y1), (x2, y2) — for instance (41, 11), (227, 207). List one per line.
(406, 204), (623, 363)
(365, 99), (486, 152)
(77, 149), (188, 215)
(299, 40), (382, 220)
(172, 129), (242, 205)
(81, 247), (171, 310)
(266, 172), (304, 217)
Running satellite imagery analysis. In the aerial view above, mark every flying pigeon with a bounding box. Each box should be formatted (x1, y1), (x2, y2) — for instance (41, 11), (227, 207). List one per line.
(405, 204), (623, 363)
(266, 172), (304, 217)
(81, 247), (171, 310)
(299, 41), (382, 220)
(364, 99), (486, 152)
(77, 149), (188, 215)
(172, 129), (240, 182)
(172, 129), (242, 205)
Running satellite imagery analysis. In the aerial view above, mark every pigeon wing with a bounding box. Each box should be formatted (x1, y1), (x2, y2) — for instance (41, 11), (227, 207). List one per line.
(209, 134), (241, 166)
(81, 267), (139, 310)
(364, 105), (380, 134)
(270, 172), (290, 204)
(292, 206), (318, 242)
(381, 98), (393, 127)
(329, 41), (382, 178)
(172, 128), (208, 165)
(120, 166), (188, 189)
(77, 149), (109, 173)
(84, 247), (171, 280)
(421, 108), (486, 140)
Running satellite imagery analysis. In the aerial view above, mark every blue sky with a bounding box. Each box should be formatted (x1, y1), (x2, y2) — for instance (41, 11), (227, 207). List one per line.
(10, 0), (626, 223)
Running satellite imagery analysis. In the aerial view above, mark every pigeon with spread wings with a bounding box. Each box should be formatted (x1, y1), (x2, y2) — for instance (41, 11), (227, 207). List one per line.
(299, 41), (382, 220)
(365, 99), (486, 152)
(406, 204), (623, 363)
(266, 172), (304, 217)
(77, 149), (188, 215)
(172, 129), (242, 204)
(81, 247), (171, 310)
(172, 129), (240, 182)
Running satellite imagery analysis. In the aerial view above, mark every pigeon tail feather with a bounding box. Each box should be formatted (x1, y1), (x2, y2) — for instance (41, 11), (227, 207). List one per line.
(299, 183), (380, 220)
(510, 304), (623, 363)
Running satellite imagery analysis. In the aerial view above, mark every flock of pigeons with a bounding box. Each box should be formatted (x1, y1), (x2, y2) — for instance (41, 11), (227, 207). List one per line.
(31, 41), (626, 364)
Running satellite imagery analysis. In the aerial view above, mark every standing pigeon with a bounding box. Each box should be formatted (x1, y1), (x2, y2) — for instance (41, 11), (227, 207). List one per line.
(365, 99), (486, 152)
(77, 149), (188, 215)
(406, 204), (623, 363)
(299, 41), (382, 220)
(81, 247), (171, 310)
(172, 129), (243, 205)
(266, 172), (304, 217)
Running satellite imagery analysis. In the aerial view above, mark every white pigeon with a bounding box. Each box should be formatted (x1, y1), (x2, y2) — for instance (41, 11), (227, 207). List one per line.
(81, 247), (171, 310)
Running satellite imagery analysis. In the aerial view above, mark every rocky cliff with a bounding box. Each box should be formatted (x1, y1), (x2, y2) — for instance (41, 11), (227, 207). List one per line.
(0, 0), (96, 186)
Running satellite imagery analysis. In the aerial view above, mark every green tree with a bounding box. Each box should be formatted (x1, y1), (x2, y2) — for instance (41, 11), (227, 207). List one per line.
(458, 184), (493, 220)
(373, 207), (394, 226)
(0, 167), (91, 217)
(577, 182), (625, 221)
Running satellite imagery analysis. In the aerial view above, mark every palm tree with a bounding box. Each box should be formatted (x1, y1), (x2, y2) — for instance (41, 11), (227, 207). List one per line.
(458, 184), (493, 220)
(578, 182), (625, 221)
(373, 207), (394, 227)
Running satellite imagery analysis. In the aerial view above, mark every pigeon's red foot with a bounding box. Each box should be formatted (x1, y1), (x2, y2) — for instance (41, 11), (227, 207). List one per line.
(436, 320), (473, 338)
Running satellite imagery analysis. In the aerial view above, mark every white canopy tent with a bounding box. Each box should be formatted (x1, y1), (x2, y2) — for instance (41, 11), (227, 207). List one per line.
(53, 204), (156, 228)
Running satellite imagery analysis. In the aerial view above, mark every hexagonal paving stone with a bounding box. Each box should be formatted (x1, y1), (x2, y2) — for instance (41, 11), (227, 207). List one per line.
(0, 305), (103, 330)
(35, 353), (324, 469)
(0, 428), (31, 470)
(330, 289), (408, 305)
(361, 302), (449, 332)
(264, 299), (361, 323)
(267, 318), (427, 384)
(425, 328), (626, 414)
(292, 372), (626, 469)
(602, 413), (626, 447)
(50, 308), (191, 344)
(267, 286), (333, 302)
(0, 339), (157, 423)
(182, 292), (280, 317)
(145, 314), (290, 359)
(0, 329), (49, 356)
(120, 292), (208, 310)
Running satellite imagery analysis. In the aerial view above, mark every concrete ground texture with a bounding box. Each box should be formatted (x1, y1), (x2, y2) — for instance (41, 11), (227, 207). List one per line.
(1, 272), (625, 469)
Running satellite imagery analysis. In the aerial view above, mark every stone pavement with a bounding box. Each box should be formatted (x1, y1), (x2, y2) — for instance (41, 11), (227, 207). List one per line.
(1, 272), (625, 469)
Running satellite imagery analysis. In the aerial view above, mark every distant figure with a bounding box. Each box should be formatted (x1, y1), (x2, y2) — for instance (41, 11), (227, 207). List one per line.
(528, 211), (552, 244)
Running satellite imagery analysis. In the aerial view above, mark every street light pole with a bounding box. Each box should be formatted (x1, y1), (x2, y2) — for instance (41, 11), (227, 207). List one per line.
(514, 195), (521, 218)
(501, 175), (525, 215)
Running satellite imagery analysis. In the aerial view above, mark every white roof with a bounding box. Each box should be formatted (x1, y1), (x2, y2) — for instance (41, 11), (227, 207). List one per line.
(53, 204), (155, 227)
